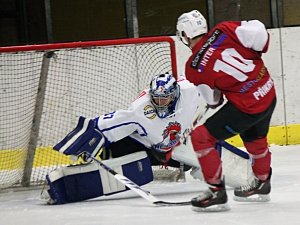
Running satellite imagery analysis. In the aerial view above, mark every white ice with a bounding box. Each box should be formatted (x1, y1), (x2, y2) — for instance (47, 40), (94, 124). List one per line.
(0, 144), (299, 225)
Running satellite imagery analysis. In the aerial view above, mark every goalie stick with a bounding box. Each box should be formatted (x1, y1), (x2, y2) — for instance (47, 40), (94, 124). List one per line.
(89, 154), (191, 206)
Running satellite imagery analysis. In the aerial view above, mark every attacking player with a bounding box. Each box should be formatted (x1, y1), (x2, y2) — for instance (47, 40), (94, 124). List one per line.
(176, 10), (276, 211)
(45, 73), (255, 205)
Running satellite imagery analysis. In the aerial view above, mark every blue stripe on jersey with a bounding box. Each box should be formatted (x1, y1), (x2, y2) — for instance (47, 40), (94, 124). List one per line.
(100, 122), (148, 137)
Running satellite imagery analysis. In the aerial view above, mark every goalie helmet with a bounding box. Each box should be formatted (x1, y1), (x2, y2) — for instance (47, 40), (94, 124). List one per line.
(149, 73), (180, 118)
(176, 10), (208, 45)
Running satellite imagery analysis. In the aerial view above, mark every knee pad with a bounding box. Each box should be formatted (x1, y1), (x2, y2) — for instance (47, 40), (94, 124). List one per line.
(243, 137), (268, 158)
(46, 151), (153, 204)
(190, 125), (217, 154)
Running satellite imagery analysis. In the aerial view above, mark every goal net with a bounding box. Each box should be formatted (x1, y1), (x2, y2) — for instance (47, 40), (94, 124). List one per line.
(0, 37), (177, 189)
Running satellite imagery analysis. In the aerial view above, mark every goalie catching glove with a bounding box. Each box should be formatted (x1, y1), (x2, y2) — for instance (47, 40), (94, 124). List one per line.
(53, 116), (104, 161)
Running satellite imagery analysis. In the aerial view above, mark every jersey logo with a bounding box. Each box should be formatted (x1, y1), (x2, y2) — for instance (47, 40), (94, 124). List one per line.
(191, 29), (226, 72)
(240, 66), (266, 93)
(144, 105), (156, 119)
(154, 122), (181, 151)
(253, 77), (274, 100)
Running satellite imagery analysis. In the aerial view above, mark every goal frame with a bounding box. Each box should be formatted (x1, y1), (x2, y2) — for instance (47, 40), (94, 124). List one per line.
(0, 36), (177, 75)
(0, 36), (178, 188)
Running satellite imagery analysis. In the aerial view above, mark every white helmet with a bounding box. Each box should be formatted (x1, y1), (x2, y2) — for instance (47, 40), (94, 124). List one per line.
(176, 10), (207, 45)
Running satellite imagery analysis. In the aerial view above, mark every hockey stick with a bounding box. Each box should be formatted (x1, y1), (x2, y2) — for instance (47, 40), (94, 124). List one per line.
(89, 155), (191, 206)
(192, 105), (210, 128)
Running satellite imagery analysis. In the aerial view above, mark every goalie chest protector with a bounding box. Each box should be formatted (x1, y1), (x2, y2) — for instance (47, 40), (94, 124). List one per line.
(46, 151), (153, 204)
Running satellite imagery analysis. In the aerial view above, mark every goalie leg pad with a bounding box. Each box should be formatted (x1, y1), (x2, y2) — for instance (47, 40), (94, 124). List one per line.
(53, 116), (104, 158)
(46, 151), (153, 204)
(216, 141), (256, 187)
(172, 138), (255, 187)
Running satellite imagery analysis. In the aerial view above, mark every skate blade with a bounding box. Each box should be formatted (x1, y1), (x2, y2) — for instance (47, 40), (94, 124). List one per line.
(233, 194), (270, 202)
(192, 203), (230, 212)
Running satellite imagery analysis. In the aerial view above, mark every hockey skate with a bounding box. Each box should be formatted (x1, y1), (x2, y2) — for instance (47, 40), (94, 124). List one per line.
(191, 181), (230, 212)
(233, 169), (272, 202)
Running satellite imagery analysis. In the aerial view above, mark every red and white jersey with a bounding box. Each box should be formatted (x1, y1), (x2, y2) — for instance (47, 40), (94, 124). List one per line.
(96, 79), (201, 151)
(185, 20), (276, 114)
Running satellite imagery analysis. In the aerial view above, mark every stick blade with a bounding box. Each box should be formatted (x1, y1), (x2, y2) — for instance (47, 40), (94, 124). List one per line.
(154, 200), (191, 206)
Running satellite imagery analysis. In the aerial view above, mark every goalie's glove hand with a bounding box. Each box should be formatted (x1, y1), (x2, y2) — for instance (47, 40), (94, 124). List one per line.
(151, 147), (173, 163)
(75, 148), (104, 163)
(53, 116), (104, 160)
(69, 152), (93, 163)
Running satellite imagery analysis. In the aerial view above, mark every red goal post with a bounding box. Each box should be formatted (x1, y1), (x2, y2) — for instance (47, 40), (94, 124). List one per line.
(0, 36), (178, 189)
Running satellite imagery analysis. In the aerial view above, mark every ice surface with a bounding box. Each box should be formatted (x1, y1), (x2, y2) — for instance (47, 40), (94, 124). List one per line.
(0, 144), (299, 225)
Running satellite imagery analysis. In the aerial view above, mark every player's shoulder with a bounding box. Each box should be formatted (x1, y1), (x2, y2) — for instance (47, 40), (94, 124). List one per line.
(177, 77), (197, 90)
(177, 78), (200, 98)
(215, 20), (265, 33)
(130, 89), (152, 109)
(130, 89), (158, 120)
(213, 21), (241, 33)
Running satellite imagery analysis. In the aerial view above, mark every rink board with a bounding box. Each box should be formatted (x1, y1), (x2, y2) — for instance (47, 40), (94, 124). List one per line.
(0, 124), (299, 170)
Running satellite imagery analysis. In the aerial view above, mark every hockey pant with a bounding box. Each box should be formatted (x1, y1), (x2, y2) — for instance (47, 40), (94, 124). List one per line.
(172, 137), (256, 188)
(46, 151), (153, 204)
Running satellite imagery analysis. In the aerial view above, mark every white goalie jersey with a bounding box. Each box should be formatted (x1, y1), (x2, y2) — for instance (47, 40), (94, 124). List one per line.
(96, 78), (202, 151)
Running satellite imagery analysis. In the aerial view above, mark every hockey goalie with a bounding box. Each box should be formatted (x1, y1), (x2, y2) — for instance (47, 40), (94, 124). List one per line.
(45, 73), (256, 209)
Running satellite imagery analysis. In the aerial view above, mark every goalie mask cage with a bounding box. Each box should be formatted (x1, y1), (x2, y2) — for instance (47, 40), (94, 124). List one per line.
(0, 36), (177, 189)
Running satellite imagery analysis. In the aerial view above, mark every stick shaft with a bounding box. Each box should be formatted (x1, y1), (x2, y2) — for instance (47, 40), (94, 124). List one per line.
(90, 156), (191, 206)
(91, 156), (160, 203)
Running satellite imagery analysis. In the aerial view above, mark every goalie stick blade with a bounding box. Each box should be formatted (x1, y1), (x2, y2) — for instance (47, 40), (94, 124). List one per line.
(154, 200), (191, 206)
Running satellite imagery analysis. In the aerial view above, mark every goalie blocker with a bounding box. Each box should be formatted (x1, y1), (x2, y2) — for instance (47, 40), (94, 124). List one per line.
(53, 116), (104, 160)
(45, 151), (153, 204)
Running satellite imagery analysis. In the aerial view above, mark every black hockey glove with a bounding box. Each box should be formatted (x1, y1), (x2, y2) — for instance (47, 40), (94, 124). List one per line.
(151, 147), (173, 163)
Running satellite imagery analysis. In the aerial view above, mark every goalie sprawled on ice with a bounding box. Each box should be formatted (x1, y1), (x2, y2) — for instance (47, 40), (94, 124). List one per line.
(45, 73), (255, 207)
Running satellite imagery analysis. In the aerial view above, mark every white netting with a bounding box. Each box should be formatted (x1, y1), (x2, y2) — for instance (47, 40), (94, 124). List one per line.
(0, 37), (176, 188)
